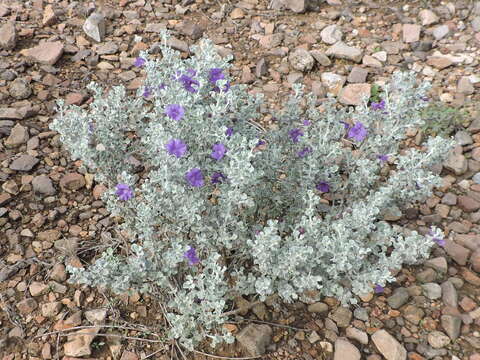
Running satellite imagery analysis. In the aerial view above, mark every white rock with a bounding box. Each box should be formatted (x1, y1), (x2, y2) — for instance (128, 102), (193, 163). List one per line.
(83, 12), (105, 43)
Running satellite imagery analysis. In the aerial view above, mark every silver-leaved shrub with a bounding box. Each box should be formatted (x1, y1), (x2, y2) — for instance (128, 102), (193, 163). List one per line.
(50, 32), (454, 348)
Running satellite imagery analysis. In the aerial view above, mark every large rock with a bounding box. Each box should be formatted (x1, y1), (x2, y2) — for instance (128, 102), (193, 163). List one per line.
(9, 154), (39, 171)
(22, 41), (64, 65)
(60, 173), (86, 191)
(371, 329), (407, 360)
(321, 72), (346, 95)
(330, 307), (352, 328)
(63, 327), (100, 357)
(334, 338), (360, 360)
(32, 175), (56, 195)
(9, 78), (32, 100)
(83, 12), (105, 43)
(5, 123), (29, 148)
(403, 24), (421, 43)
(0, 108), (24, 120)
(0, 21), (16, 50)
(326, 42), (363, 63)
(441, 315), (461, 340)
(387, 287), (409, 309)
(321, 24), (343, 44)
(338, 84), (371, 106)
(236, 324), (272, 356)
(288, 48), (315, 72)
(443, 152), (468, 175)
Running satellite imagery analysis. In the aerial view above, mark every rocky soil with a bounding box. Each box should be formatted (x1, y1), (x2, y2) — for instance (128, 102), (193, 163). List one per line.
(0, 0), (480, 359)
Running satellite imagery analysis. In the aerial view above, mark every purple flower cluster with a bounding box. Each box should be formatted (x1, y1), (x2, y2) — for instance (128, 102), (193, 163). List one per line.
(348, 122), (367, 142)
(134, 57), (146, 67)
(225, 127), (233, 138)
(428, 229), (445, 247)
(316, 182), (330, 193)
(166, 139), (187, 158)
(165, 104), (185, 121)
(298, 147), (312, 158)
(289, 128), (304, 143)
(142, 86), (152, 98)
(371, 100), (385, 111)
(211, 172), (227, 184)
(374, 284), (384, 294)
(377, 154), (389, 163)
(178, 69), (199, 93)
(184, 246), (200, 265)
(115, 183), (134, 201)
(208, 68), (230, 92)
(211, 143), (227, 160)
(186, 168), (204, 187)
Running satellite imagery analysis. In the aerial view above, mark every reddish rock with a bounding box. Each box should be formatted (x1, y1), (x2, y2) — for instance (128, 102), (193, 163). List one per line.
(22, 41), (64, 65)
(0, 192), (12, 206)
(16, 298), (38, 314)
(458, 196), (480, 212)
(444, 240), (471, 266)
(65, 93), (87, 106)
(120, 351), (139, 360)
(403, 24), (421, 43)
(37, 229), (61, 242)
(460, 296), (477, 312)
(426, 56), (453, 70)
(338, 84), (371, 106)
(60, 173), (86, 191)
(471, 250), (480, 272)
(461, 268), (480, 286)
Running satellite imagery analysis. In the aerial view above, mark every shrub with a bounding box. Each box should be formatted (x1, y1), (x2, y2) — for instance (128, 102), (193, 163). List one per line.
(50, 32), (454, 349)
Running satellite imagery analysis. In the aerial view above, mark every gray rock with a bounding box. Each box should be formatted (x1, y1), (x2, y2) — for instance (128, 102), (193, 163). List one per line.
(382, 205), (402, 221)
(325, 42), (363, 63)
(83, 12), (105, 43)
(441, 281), (458, 308)
(334, 338), (360, 360)
(416, 268), (436, 283)
(96, 42), (118, 55)
(347, 66), (368, 83)
(353, 307), (368, 321)
(472, 17), (480, 32)
(8, 78), (31, 100)
(455, 130), (473, 145)
(308, 330), (321, 344)
(425, 257), (447, 273)
(9, 155), (39, 171)
(5, 123), (29, 148)
(85, 309), (107, 324)
(178, 21), (203, 40)
(473, 173), (480, 185)
(441, 315), (461, 340)
(346, 327), (368, 344)
(387, 287), (410, 309)
(283, 0), (308, 13)
(236, 324), (272, 356)
(32, 175), (56, 195)
(443, 152), (468, 175)
(167, 37), (189, 53)
(330, 307), (352, 328)
(421, 283), (442, 300)
(416, 343), (447, 358)
(0, 21), (16, 50)
(255, 58), (268, 77)
(288, 48), (315, 72)
(371, 329), (406, 360)
(310, 50), (331, 66)
(427, 331), (450, 348)
(433, 25), (450, 40)
(321, 24), (343, 44)
(457, 76), (474, 95)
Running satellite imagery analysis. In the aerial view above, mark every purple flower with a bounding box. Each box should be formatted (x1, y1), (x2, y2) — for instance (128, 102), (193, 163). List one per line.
(348, 122), (367, 142)
(303, 119), (311, 126)
(208, 68), (225, 83)
(211, 143), (227, 160)
(289, 128), (304, 143)
(415, 182), (421, 190)
(340, 121), (351, 130)
(371, 99), (385, 111)
(256, 139), (266, 147)
(165, 139), (187, 158)
(298, 147), (312, 158)
(428, 229), (445, 247)
(211, 172), (227, 184)
(298, 227), (306, 235)
(377, 154), (389, 163)
(178, 70), (199, 93)
(165, 104), (185, 121)
(184, 246), (200, 265)
(316, 181), (330, 193)
(142, 86), (152, 98)
(158, 83), (167, 91)
(374, 284), (384, 294)
(115, 184), (134, 201)
(420, 96), (429, 102)
(134, 57), (146, 67)
(186, 168), (204, 187)
(225, 127), (233, 138)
